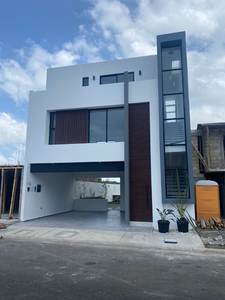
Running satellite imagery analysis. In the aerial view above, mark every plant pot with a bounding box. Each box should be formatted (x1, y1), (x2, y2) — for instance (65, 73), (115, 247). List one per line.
(158, 220), (170, 233)
(177, 218), (189, 233)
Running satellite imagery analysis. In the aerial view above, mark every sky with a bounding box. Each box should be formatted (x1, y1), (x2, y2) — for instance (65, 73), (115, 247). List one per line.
(0, 0), (225, 165)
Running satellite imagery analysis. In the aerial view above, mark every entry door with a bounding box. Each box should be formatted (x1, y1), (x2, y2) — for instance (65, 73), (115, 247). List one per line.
(129, 103), (152, 222)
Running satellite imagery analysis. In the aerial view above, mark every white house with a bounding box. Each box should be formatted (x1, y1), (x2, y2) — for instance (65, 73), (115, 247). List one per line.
(20, 31), (195, 229)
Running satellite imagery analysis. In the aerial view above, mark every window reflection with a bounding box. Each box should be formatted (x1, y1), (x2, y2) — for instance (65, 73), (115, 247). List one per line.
(164, 94), (184, 120)
(163, 70), (183, 95)
(89, 110), (107, 143)
(89, 108), (124, 143)
(108, 109), (124, 142)
(162, 47), (181, 70)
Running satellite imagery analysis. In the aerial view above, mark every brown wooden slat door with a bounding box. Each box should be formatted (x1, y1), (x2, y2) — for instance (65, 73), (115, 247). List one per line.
(55, 109), (88, 144)
(129, 103), (152, 222)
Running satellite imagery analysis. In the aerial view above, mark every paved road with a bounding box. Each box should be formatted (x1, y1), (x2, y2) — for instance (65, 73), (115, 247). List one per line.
(0, 240), (224, 300)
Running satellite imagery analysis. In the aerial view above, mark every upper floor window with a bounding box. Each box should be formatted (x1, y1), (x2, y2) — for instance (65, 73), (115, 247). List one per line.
(89, 108), (124, 143)
(82, 77), (89, 86)
(100, 72), (134, 85)
(48, 108), (124, 145)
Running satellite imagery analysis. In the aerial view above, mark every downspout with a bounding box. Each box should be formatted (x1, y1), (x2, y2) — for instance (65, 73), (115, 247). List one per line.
(124, 71), (130, 225)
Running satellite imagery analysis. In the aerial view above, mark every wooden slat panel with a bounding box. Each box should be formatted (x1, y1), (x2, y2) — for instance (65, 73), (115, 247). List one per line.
(129, 103), (150, 160)
(129, 103), (152, 222)
(55, 109), (88, 144)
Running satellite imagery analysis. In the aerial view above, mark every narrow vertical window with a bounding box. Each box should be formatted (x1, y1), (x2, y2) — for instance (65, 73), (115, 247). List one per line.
(49, 112), (56, 144)
(162, 46), (188, 199)
(82, 77), (89, 86)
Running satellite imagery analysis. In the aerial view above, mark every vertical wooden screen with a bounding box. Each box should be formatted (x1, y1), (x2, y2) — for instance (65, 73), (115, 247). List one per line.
(129, 103), (152, 222)
(55, 109), (88, 144)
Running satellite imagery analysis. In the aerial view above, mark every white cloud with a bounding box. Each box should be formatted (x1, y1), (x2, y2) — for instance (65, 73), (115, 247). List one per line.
(0, 113), (26, 147)
(1, 0), (225, 131)
(0, 154), (8, 165)
(87, 0), (225, 128)
(0, 37), (102, 105)
(0, 113), (26, 165)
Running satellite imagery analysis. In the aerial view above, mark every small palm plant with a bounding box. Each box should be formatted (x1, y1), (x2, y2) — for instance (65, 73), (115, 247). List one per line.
(172, 169), (189, 221)
(156, 208), (174, 221)
(156, 208), (174, 233)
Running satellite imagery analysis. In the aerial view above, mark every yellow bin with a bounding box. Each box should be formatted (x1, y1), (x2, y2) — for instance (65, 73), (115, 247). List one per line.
(195, 180), (220, 221)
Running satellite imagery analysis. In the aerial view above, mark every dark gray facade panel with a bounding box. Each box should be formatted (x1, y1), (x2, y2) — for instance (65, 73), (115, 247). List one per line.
(157, 31), (195, 204)
(124, 71), (130, 225)
(30, 162), (124, 173)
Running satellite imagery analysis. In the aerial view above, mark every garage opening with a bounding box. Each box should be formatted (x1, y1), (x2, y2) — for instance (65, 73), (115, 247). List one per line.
(21, 162), (126, 230)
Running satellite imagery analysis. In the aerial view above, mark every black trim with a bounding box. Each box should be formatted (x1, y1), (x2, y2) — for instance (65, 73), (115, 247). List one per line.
(49, 112), (56, 145)
(30, 162), (124, 173)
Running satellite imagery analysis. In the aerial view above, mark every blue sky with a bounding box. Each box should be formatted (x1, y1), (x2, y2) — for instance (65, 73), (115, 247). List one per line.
(1, 0), (225, 164)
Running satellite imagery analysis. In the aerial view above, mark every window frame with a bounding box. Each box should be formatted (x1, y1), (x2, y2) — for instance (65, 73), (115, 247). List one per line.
(49, 112), (56, 145)
(82, 77), (89, 86)
(88, 107), (124, 143)
(100, 72), (134, 85)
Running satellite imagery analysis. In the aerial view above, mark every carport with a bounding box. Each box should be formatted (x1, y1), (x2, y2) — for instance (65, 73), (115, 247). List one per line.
(20, 162), (128, 228)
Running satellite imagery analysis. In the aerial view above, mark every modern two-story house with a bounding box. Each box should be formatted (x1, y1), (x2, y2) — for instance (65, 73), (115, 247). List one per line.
(20, 31), (195, 229)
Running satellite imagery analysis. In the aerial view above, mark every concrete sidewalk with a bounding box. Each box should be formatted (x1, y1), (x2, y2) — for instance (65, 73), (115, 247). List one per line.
(0, 224), (205, 252)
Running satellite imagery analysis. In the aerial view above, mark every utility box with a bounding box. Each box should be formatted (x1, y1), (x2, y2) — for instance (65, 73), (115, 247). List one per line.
(195, 180), (220, 221)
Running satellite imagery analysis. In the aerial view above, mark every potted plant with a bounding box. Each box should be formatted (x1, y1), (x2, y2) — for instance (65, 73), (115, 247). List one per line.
(172, 170), (189, 233)
(156, 208), (174, 233)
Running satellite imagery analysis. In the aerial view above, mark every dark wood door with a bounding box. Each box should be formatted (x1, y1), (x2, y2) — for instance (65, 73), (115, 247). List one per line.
(129, 103), (152, 222)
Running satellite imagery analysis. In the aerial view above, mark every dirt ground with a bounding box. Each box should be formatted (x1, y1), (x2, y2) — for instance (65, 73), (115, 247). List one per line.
(197, 227), (225, 249)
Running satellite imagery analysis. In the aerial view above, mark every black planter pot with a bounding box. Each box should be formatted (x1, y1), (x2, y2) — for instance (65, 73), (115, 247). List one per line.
(177, 218), (189, 232)
(158, 220), (170, 233)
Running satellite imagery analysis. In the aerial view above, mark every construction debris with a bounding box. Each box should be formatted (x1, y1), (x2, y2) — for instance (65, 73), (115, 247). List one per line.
(200, 217), (225, 230)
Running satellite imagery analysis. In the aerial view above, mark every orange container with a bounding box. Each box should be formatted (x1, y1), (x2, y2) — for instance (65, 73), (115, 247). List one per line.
(195, 180), (220, 221)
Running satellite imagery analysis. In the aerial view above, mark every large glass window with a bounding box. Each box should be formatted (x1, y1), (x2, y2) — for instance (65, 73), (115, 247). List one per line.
(164, 94), (184, 120)
(89, 108), (124, 143)
(164, 120), (185, 145)
(162, 47), (182, 71)
(163, 70), (183, 94)
(89, 110), (107, 143)
(108, 108), (124, 142)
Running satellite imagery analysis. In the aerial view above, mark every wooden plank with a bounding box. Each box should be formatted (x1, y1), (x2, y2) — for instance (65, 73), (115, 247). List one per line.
(191, 142), (208, 169)
(0, 168), (4, 218)
(0, 166), (23, 170)
(206, 126), (212, 168)
(2, 170), (7, 214)
(18, 169), (23, 220)
(8, 168), (18, 219)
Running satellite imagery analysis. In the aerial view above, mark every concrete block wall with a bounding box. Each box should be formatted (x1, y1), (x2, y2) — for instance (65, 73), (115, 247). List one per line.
(207, 128), (225, 169)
